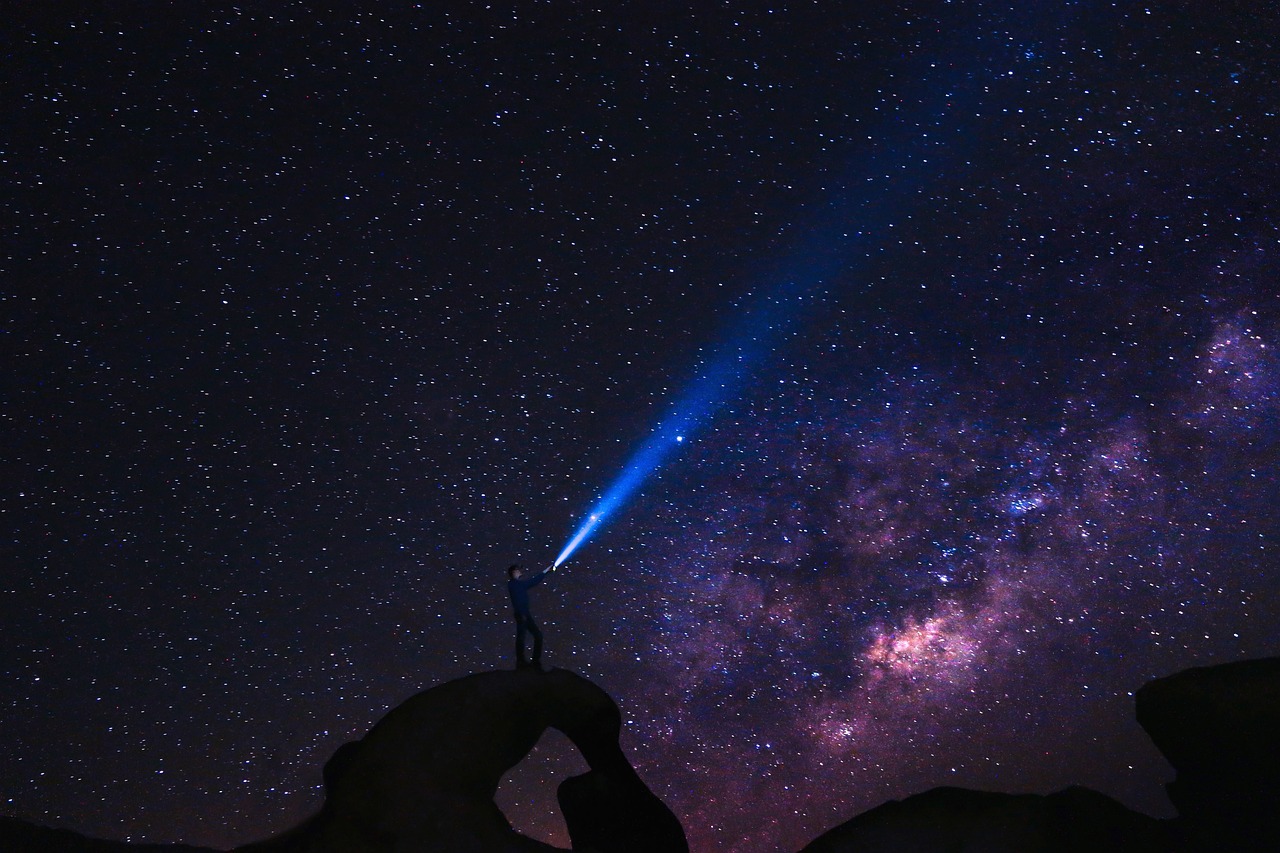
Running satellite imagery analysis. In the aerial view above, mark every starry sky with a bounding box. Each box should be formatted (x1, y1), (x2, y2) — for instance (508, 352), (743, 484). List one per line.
(4, 3), (1279, 852)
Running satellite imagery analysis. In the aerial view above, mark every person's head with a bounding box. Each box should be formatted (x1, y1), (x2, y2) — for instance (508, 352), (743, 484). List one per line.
(507, 564), (522, 580)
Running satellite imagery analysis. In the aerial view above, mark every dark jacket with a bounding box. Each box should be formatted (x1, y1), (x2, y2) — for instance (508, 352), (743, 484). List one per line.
(508, 569), (549, 616)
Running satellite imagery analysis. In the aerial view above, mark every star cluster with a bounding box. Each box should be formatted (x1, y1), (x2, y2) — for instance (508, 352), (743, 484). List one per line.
(3, 3), (1278, 852)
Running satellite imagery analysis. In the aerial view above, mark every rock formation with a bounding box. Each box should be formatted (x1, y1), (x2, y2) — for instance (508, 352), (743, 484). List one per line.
(239, 667), (687, 853)
(799, 655), (1280, 852)
(5, 657), (1279, 852)
(797, 785), (1168, 853)
(1136, 656), (1280, 852)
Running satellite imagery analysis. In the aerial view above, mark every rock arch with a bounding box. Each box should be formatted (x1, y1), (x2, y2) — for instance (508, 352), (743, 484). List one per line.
(240, 668), (687, 853)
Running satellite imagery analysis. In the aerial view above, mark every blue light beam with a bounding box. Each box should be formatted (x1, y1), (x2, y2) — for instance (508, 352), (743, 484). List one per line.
(551, 7), (1065, 569)
(553, 366), (726, 568)
(553, 285), (820, 569)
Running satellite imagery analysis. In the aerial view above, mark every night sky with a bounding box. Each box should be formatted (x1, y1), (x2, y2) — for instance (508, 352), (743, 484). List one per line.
(4, 3), (1279, 852)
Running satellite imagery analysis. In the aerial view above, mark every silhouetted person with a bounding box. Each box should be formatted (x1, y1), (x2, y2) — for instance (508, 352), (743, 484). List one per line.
(507, 563), (552, 669)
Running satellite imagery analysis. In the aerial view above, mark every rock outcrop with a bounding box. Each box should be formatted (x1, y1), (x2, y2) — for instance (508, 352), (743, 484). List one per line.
(240, 667), (687, 853)
(797, 785), (1168, 853)
(800, 655), (1280, 852)
(6, 657), (1279, 852)
(1136, 656), (1280, 852)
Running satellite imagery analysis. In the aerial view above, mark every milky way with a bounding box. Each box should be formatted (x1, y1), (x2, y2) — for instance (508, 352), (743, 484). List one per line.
(607, 329), (1278, 849)
(3, 4), (1278, 853)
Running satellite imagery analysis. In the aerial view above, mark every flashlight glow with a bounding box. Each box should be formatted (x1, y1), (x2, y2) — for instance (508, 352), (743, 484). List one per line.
(550, 14), (1041, 569)
(552, 286), (808, 569)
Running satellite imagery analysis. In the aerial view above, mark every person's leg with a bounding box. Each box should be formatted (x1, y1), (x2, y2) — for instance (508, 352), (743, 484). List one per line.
(528, 614), (544, 667)
(514, 614), (528, 667)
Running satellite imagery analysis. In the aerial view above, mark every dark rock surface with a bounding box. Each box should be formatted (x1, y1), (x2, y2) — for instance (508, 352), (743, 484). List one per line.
(6, 657), (1279, 852)
(0, 816), (215, 853)
(1136, 656), (1280, 852)
(555, 717), (688, 853)
(799, 656), (1280, 853)
(239, 666), (687, 853)
(0, 668), (684, 853)
(797, 785), (1169, 853)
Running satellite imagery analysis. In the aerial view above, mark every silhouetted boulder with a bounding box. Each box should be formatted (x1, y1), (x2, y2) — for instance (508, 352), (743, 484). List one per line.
(1136, 656), (1280, 852)
(240, 667), (687, 853)
(797, 785), (1168, 853)
(16, 658), (1280, 852)
(558, 759), (687, 853)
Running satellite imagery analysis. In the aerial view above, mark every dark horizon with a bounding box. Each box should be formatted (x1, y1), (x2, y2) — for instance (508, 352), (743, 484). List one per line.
(4, 3), (1279, 851)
